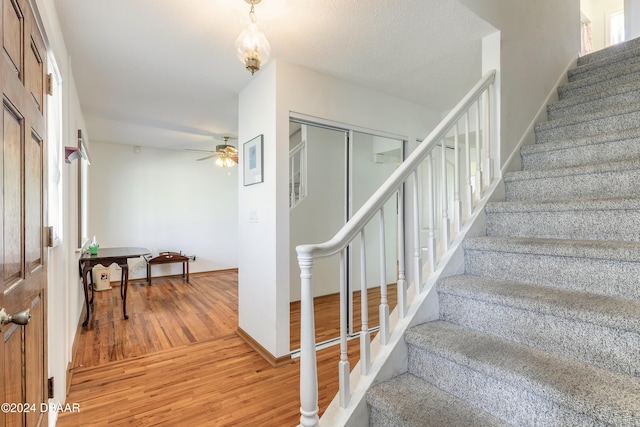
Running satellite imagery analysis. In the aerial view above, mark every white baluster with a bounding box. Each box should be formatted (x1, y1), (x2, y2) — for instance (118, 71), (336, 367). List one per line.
(396, 188), (406, 318)
(489, 83), (499, 182)
(464, 111), (473, 218)
(301, 125), (308, 201)
(453, 123), (462, 233)
(475, 100), (483, 200)
(359, 230), (370, 375)
(412, 170), (424, 289)
(379, 208), (389, 345)
(440, 141), (450, 251)
(300, 142), (306, 199)
(482, 90), (492, 189)
(425, 156), (436, 273)
(290, 154), (296, 207)
(339, 251), (350, 408)
(298, 255), (319, 427)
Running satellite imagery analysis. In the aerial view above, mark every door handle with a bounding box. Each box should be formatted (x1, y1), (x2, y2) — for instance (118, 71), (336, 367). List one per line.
(0, 308), (31, 325)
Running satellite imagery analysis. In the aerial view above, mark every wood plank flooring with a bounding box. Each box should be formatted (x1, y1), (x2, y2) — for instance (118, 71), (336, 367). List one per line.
(58, 271), (396, 426)
(72, 271), (239, 369)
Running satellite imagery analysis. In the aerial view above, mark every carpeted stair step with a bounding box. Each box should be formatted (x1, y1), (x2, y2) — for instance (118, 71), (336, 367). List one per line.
(463, 236), (640, 299)
(547, 79), (640, 121)
(569, 46), (640, 83)
(534, 100), (640, 143)
(577, 36), (640, 67)
(437, 275), (640, 376)
(557, 62), (640, 100)
(521, 126), (640, 170)
(485, 197), (640, 241)
(406, 321), (640, 426)
(504, 157), (640, 202)
(366, 372), (510, 427)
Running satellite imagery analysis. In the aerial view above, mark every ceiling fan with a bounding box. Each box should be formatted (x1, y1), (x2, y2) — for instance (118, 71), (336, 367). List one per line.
(195, 136), (238, 170)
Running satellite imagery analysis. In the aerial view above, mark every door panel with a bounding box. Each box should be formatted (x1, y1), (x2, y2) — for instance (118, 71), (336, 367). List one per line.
(4, 325), (22, 426)
(0, 0), (48, 425)
(3, 105), (22, 284)
(25, 295), (43, 427)
(25, 131), (42, 269)
(3, 0), (23, 75)
(26, 39), (43, 111)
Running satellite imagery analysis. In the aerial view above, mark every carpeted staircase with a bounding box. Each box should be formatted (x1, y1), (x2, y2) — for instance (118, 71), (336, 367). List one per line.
(366, 38), (640, 426)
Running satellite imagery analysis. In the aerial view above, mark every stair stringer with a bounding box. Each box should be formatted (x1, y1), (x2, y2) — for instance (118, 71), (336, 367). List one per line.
(318, 55), (577, 427)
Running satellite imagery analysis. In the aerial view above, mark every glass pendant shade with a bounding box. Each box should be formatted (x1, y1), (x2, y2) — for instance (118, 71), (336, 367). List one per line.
(215, 156), (237, 169)
(235, 23), (271, 75)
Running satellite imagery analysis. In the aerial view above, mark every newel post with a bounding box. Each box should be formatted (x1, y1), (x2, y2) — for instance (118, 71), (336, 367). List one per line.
(298, 252), (319, 427)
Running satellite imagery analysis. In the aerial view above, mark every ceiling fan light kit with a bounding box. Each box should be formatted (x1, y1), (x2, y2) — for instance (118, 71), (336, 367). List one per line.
(196, 136), (238, 173)
(235, 0), (271, 75)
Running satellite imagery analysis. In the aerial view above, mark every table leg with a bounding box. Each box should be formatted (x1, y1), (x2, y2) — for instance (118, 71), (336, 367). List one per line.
(121, 265), (129, 320)
(89, 269), (95, 304)
(81, 267), (91, 327)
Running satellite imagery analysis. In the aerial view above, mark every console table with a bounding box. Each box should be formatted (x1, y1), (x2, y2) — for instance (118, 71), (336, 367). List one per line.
(146, 251), (190, 285)
(79, 247), (150, 326)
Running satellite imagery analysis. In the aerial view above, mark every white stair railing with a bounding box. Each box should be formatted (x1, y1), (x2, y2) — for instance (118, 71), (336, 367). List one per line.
(297, 70), (498, 427)
(290, 138), (308, 209)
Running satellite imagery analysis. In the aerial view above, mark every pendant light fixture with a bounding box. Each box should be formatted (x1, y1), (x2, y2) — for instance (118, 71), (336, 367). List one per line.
(235, 0), (271, 75)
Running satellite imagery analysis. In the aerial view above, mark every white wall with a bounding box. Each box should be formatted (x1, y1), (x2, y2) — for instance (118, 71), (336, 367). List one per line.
(238, 64), (280, 356)
(238, 59), (441, 359)
(459, 0), (580, 172)
(626, 0), (640, 39)
(88, 141), (238, 280)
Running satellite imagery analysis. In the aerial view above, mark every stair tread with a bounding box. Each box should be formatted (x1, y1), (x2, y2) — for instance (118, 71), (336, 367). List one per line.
(536, 99), (640, 132)
(407, 321), (640, 424)
(570, 46), (640, 81)
(549, 78), (640, 110)
(522, 126), (640, 154)
(547, 80), (640, 119)
(464, 236), (640, 262)
(485, 196), (640, 213)
(558, 62), (640, 97)
(367, 373), (510, 427)
(578, 37), (640, 66)
(504, 156), (640, 181)
(438, 275), (640, 334)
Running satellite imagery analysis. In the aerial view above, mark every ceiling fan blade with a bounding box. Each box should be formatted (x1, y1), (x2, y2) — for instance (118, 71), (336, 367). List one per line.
(196, 154), (217, 161)
(185, 148), (215, 153)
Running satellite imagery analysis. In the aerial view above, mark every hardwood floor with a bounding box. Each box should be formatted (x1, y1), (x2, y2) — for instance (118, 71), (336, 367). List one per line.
(72, 271), (239, 369)
(58, 271), (396, 426)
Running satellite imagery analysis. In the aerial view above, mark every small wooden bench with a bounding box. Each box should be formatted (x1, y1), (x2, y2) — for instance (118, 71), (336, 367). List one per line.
(146, 251), (190, 284)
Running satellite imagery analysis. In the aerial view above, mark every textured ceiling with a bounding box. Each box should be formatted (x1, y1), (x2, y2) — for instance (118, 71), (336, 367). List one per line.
(54, 0), (495, 152)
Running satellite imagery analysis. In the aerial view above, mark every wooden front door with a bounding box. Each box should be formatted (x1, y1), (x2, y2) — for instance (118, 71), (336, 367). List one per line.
(0, 0), (48, 425)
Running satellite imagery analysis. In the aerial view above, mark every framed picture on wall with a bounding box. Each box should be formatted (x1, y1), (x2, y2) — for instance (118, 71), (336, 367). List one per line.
(243, 134), (264, 186)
